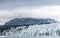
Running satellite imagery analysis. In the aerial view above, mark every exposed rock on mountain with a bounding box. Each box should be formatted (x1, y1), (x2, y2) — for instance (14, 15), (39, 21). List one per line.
(4, 18), (57, 25)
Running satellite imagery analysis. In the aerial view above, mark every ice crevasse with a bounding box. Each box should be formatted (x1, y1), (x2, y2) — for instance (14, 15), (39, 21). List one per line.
(18, 22), (60, 36)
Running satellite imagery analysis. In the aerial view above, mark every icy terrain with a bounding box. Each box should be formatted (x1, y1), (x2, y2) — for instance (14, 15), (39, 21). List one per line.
(0, 22), (60, 38)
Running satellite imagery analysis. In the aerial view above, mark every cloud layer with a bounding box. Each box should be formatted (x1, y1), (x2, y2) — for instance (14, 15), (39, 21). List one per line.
(0, 6), (60, 25)
(0, 6), (60, 19)
(0, 0), (60, 25)
(0, 0), (60, 10)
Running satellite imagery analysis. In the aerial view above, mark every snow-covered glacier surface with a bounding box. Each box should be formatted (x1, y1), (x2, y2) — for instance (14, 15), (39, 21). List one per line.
(0, 22), (60, 38)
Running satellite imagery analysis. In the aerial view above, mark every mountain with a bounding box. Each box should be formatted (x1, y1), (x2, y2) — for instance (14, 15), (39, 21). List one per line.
(4, 18), (57, 25)
(0, 18), (58, 36)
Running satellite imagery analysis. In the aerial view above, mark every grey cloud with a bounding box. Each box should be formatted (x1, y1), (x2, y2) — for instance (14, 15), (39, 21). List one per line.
(0, 0), (60, 10)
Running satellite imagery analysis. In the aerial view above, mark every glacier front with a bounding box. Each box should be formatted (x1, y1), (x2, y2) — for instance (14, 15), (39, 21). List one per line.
(0, 22), (60, 38)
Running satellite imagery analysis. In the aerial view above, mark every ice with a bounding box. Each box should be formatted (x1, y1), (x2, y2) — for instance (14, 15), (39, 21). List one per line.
(0, 22), (60, 38)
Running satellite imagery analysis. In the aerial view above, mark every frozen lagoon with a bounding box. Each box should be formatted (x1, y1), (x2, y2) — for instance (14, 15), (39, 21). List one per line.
(0, 36), (60, 38)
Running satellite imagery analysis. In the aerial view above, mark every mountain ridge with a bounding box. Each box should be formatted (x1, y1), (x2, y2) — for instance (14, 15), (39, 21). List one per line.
(4, 18), (57, 25)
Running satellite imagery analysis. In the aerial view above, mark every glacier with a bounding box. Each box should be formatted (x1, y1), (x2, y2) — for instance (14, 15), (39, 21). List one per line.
(0, 22), (60, 38)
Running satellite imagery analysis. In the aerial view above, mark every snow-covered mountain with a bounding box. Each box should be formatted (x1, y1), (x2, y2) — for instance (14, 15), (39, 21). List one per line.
(4, 18), (56, 25)
(0, 18), (59, 38)
(0, 18), (56, 35)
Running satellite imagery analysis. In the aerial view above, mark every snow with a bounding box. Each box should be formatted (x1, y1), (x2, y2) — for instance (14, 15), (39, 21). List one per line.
(0, 22), (60, 38)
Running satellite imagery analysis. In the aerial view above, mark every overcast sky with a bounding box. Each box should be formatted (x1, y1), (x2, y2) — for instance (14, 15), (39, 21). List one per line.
(0, 0), (60, 10)
(0, 0), (60, 25)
